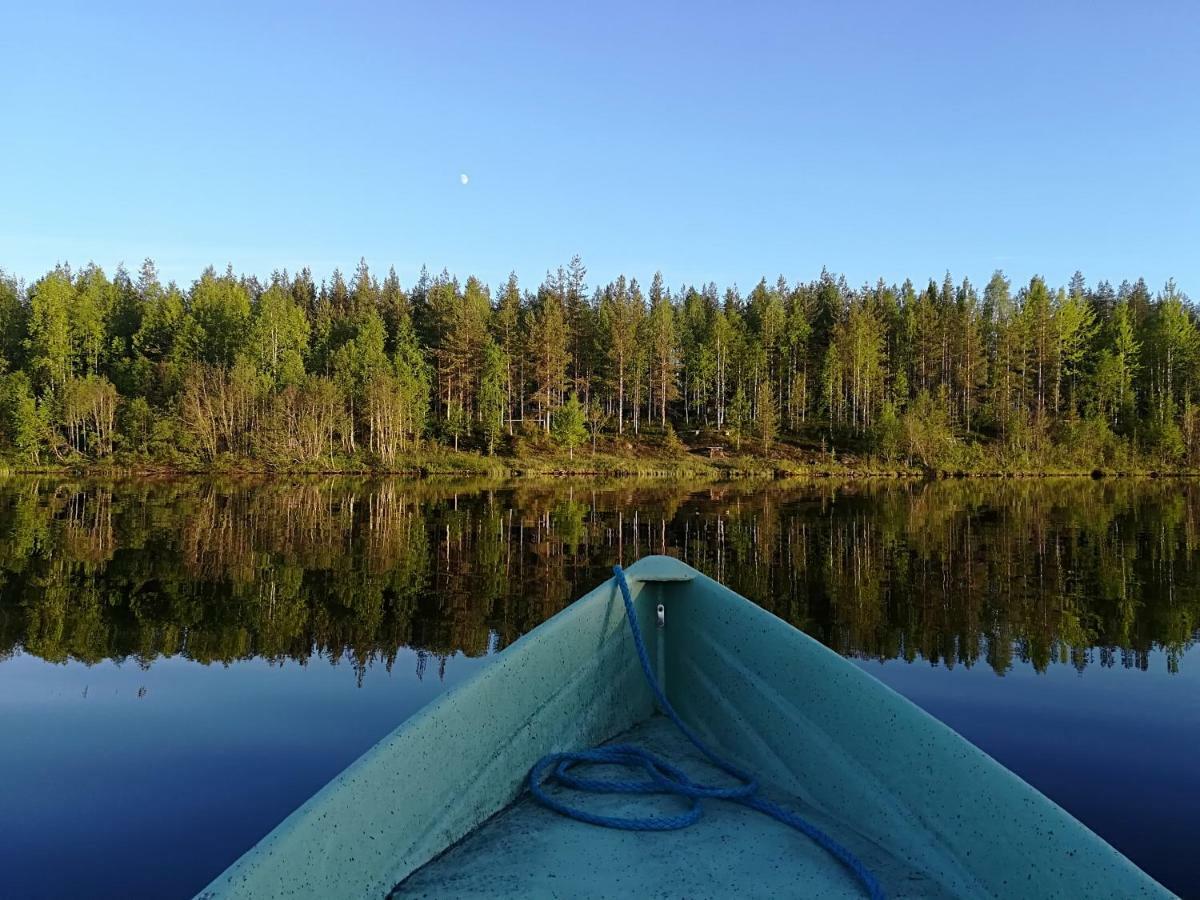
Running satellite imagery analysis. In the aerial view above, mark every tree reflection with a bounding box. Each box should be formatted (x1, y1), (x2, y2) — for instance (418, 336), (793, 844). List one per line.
(0, 477), (1196, 678)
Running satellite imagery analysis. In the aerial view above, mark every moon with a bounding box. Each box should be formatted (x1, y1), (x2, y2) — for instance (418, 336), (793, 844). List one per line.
(460, 173), (469, 185)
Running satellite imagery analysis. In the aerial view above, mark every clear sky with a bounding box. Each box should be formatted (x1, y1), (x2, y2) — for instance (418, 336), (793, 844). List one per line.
(2, 0), (1197, 296)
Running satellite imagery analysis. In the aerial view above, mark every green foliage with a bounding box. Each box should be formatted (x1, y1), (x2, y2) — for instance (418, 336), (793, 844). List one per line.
(824, 295), (887, 433)
(245, 282), (310, 387)
(118, 396), (154, 455)
(0, 257), (1197, 472)
(444, 402), (468, 451)
(0, 270), (27, 372)
(728, 383), (751, 451)
(902, 390), (955, 469)
(185, 267), (251, 366)
(647, 272), (678, 426)
(873, 400), (904, 460)
(61, 375), (119, 456)
(0, 372), (48, 462)
(530, 287), (570, 432)
(755, 379), (777, 451)
(71, 264), (113, 376)
(135, 286), (181, 359)
(477, 343), (507, 455)
(1054, 287), (1097, 410)
(598, 275), (644, 435)
(1055, 415), (1122, 468)
(550, 498), (587, 550)
(26, 266), (74, 391)
(662, 422), (684, 453)
(551, 392), (587, 458)
(1144, 399), (1185, 462)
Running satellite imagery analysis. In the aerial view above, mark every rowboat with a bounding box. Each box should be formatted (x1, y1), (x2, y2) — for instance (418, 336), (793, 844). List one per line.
(199, 556), (1169, 899)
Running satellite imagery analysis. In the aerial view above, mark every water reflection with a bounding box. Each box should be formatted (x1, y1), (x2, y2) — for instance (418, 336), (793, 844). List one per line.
(1, 476), (1196, 679)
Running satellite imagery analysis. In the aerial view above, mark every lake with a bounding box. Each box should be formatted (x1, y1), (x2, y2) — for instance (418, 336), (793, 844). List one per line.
(1, 476), (1197, 897)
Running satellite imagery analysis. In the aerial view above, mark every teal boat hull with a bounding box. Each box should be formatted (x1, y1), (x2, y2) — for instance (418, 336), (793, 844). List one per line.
(199, 556), (1169, 899)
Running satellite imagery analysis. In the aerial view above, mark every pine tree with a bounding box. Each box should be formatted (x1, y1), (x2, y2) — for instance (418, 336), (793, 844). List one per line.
(563, 255), (592, 399)
(709, 302), (735, 428)
(478, 342), (507, 454)
(1147, 280), (1198, 427)
(952, 277), (986, 430)
(821, 341), (843, 434)
(1110, 300), (1140, 429)
(379, 266), (410, 358)
(350, 257), (379, 317)
(679, 287), (714, 426)
(756, 378), (777, 451)
(393, 317), (430, 448)
(1053, 286), (1097, 418)
(494, 273), (523, 433)
(530, 288), (569, 431)
(599, 275), (643, 434)
(826, 293), (887, 433)
(1022, 276), (1056, 421)
(436, 276), (491, 425)
(782, 282), (812, 429)
(984, 270), (1021, 434)
(647, 272), (678, 426)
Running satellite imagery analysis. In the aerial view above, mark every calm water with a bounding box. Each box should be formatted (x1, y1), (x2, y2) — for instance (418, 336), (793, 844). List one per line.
(1, 477), (1198, 898)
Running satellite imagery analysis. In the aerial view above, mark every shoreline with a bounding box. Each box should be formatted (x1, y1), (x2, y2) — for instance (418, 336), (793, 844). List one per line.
(3, 454), (1199, 480)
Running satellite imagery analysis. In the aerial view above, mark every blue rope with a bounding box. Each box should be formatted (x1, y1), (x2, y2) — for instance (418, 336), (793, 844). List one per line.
(528, 564), (887, 900)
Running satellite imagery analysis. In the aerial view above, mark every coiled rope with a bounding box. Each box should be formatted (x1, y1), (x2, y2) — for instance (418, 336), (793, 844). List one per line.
(528, 564), (886, 900)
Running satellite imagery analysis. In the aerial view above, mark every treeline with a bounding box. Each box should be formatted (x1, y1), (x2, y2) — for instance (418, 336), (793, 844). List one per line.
(0, 257), (1195, 468)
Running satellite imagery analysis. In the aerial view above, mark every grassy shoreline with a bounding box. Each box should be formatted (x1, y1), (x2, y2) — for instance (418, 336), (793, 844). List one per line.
(4, 444), (1199, 480)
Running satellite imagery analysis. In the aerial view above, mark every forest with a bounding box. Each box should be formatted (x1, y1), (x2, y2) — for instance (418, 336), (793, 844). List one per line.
(0, 256), (1195, 472)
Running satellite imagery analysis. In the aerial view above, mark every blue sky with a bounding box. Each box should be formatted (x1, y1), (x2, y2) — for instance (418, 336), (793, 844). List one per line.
(2, 1), (1197, 295)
